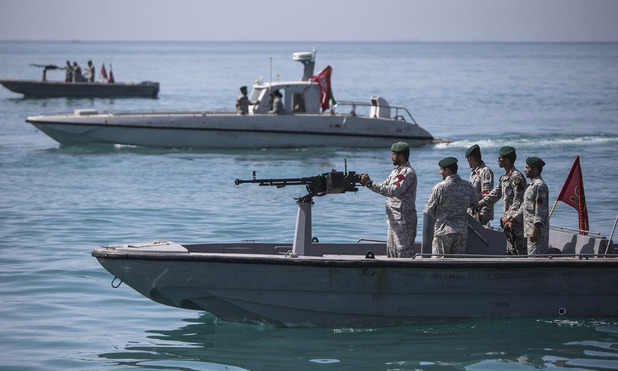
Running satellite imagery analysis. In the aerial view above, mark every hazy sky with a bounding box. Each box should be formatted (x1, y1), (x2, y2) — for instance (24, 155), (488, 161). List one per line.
(1, 0), (617, 42)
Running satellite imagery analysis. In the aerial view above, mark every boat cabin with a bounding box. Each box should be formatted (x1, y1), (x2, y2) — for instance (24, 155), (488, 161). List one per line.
(248, 81), (322, 114)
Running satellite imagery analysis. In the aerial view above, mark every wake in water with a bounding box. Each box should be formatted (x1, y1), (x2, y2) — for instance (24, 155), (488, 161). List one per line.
(437, 134), (618, 151)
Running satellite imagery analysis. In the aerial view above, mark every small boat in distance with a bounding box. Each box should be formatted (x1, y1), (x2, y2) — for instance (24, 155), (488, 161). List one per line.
(26, 50), (438, 148)
(91, 168), (618, 327)
(1, 63), (159, 98)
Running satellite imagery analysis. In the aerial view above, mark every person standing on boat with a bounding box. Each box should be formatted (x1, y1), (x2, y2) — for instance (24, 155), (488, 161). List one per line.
(64, 61), (73, 82)
(360, 142), (417, 258)
(72, 62), (86, 82)
(506, 157), (549, 255)
(235, 86), (259, 115)
(269, 90), (285, 114)
(425, 157), (478, 256)
(477, 146), (527, 255)
(86, 60), (95, 82)
(466, 144), (494, 225)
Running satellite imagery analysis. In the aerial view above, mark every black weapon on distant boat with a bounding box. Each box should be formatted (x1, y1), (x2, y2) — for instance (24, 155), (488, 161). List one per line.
(29, 63), (61, 81)
(235, 162), (360, 202)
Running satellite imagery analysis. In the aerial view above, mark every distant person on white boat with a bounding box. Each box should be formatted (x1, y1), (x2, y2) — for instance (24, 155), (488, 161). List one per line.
(466, 144), (494, 225)
(425, 157), (478, 256)
(360, 142), (417, 258)
(235, 86), (259, 115)
(269, 90), (284, 114)
(86, 60), (95, 82)
(506, 157), (549, 255)
(478, 146), (527, 255)
(72, 62), (86, 82)
(64, 61), (73, 82)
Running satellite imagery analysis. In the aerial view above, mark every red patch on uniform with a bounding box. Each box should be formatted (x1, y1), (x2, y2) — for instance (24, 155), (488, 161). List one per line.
(394, 182), (400, 187)
(397, 175), (405, 181)
(537, 198), (543, 205)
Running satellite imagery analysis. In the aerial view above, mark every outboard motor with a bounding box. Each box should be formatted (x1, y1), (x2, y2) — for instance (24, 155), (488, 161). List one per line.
(370, 96), (391, 118)
(293, 49), (316, 81)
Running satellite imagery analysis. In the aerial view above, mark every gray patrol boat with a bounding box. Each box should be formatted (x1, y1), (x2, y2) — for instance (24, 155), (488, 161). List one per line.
(91, 168), (618, 327)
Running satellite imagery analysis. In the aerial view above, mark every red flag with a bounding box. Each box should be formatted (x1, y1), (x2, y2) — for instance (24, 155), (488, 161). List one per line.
(312, 65), (335, 112)
(100, 63), (108, 80)
(557, 156), (589, 234)
(108, 64), (115, 83)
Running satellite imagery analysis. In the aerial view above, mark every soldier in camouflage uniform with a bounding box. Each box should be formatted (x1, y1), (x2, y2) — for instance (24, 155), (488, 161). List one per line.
(360, 142), (417, 258)
(478, 146), (527, 254)
(507, 157), (550, 255)
(235, 86), (259, 114)
(425, 157), (478, 256)
(465, 144), (494, 225)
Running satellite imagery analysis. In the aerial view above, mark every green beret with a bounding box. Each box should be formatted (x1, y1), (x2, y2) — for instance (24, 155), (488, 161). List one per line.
(499, 146), (516, 157)
(438, 157), (458, 168)
(465, 144), (480, 158)
(391, 142), (409, 153)
(526, 156), (545, 169)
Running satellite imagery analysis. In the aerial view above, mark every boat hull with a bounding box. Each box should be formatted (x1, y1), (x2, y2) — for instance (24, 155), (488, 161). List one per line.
(1, 79), (159, 98)
(27, 111), (434, 148)
(93, 242), (618, 327)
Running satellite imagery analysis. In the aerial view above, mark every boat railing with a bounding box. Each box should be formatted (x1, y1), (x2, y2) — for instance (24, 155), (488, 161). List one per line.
(334, 100), (419, 125)
(550, 224), (602, 236)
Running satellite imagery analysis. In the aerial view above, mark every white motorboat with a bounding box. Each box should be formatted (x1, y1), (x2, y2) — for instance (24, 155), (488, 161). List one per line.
(91, 169), (618, 327)
(26, 50), (437, 148)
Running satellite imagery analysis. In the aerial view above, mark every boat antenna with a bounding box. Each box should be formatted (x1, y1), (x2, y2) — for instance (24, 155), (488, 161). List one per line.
(269, 57), (272, 94)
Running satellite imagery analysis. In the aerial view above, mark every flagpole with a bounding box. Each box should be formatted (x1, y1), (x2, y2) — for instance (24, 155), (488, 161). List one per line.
(548, 199), (559, 219)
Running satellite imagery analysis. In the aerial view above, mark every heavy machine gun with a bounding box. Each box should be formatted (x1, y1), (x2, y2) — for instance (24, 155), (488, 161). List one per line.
(235, 166), (361, 202)
(235, 162), (362, 255)
(29, 63), (61, 81)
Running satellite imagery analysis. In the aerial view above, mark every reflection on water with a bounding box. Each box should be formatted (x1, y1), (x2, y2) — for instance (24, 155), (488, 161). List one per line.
(99, 314), (618, 370)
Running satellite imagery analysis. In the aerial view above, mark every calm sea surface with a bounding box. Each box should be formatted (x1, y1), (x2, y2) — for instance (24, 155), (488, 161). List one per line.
(1, 41), (617, 370)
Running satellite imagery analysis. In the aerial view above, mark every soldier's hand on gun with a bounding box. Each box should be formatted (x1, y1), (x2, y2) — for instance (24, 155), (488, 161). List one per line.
(360, 173), (370, 186)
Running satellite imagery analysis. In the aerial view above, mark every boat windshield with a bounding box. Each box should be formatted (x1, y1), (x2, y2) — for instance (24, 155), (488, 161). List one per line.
(249, 87), (263, 102)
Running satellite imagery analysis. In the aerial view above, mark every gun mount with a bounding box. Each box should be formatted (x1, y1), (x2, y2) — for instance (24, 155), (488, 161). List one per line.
(235, 169), (360, 202)
(235, 164), (361, 256)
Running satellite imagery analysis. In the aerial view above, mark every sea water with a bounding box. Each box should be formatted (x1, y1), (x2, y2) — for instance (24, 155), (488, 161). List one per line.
(1, 41), (617, 370)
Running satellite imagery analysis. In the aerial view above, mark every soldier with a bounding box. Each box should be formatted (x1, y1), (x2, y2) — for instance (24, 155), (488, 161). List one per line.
(478, 146), (527, 254)
(235, 86), (259, 115)
(465, 144), (494, 225)
(507, 157), (549, 254)
(425, 157), (478, 256)
(360, 142), (417, 258)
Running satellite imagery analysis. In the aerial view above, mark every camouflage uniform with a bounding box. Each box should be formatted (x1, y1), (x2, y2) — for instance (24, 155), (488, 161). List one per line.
(479, 168), (527, 254)
(513, 175), (549, 254)
(468, 161), (494, 225)
(367, 161), (417, 257)
(425, 174), (478, 255)
(235, 94), (251, 114)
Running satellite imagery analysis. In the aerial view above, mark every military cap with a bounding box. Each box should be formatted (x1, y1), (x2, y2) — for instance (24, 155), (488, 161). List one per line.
(391, 142), (410, 153)
(240, 86), (247, 91)
(465, 144), (480, 158)
(526, 156), (545, 169)
(499, 146), (516, 157)
(438, 157), (458, 168)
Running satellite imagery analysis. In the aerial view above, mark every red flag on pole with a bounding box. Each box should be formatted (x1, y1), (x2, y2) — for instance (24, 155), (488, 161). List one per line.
(100, 63), (108, 81)
(108, 63), (115, 83)
(312, 65), (336, 112)
(557, 155), (589, 234)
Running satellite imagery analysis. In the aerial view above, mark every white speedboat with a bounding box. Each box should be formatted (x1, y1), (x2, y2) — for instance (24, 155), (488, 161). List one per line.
(91, 169), (618, 327)
(26, 50), (436, 148)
